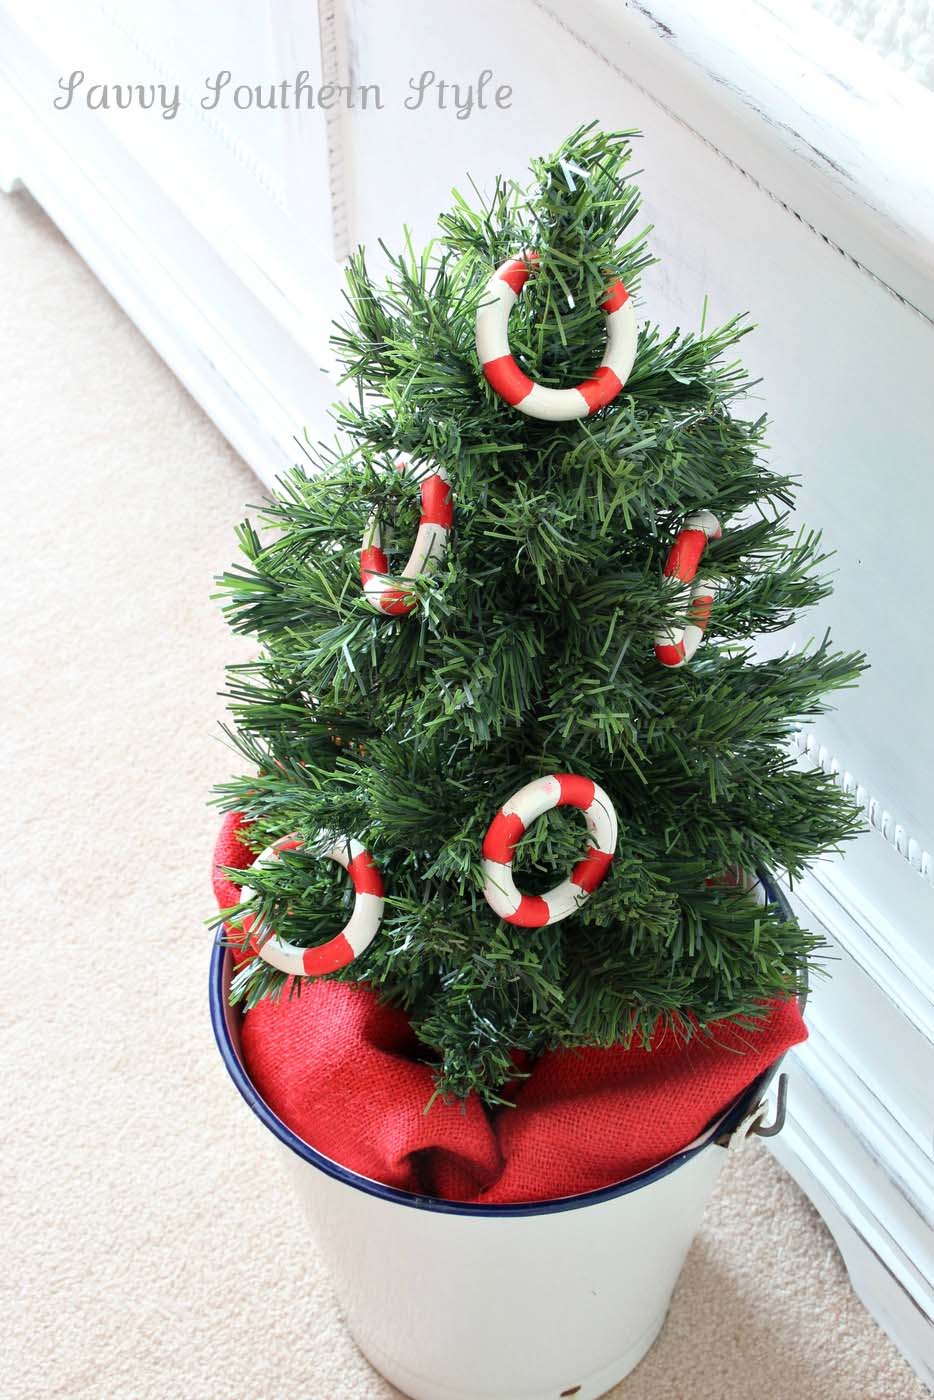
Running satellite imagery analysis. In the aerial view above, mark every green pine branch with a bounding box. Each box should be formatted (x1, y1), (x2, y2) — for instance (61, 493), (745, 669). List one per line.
(213, 123), (866, 1104)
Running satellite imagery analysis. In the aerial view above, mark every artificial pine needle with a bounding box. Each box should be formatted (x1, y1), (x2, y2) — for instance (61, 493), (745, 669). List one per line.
(212, 126), (866, 1105)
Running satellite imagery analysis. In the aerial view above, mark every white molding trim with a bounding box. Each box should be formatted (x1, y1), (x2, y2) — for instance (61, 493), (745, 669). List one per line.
(317, 0), (355, 261)
(773, 868), (934, 1387)
(791, 731), (932, 888)
(772, 1080), (934, 1390)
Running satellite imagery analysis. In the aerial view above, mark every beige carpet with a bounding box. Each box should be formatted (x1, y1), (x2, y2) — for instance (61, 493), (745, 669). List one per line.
(1, 188), (925, 1400)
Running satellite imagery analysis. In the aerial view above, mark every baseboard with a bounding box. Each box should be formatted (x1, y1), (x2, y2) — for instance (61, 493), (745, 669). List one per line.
(771, 1076), (933, 1389)
(771, 861), (934, 1387)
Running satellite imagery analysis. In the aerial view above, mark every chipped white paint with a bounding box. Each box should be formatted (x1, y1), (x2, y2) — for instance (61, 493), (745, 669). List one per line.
(810, 0), (934, 88)
(537, 0), (934, 321)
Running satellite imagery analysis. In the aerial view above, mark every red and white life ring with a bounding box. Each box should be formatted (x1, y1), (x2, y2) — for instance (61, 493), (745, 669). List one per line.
(475, 252), (638, 421)
(237, 834), (385, 976)
(360, 455), (453, 616)
(654, 511), (722, 668)
(481, 773), (618, 927)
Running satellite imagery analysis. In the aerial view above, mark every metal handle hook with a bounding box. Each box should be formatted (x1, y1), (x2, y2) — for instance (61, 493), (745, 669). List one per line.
(750, 1072), (788, 1138)
(716, 1072), (790, 1148)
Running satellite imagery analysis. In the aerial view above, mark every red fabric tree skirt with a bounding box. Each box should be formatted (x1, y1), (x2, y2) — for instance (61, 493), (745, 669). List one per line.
(214, 812), (806, 1203)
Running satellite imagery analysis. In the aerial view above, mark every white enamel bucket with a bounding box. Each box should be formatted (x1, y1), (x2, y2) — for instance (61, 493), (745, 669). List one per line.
(210, 879), (791, 1400)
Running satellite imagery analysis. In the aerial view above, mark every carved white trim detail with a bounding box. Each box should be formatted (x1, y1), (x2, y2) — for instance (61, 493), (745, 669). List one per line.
(790, 729), (932, 884)
(317, 0), (353, 261)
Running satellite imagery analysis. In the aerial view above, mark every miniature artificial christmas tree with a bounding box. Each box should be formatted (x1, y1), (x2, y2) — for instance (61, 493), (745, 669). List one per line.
(215, 124), (864, 1110)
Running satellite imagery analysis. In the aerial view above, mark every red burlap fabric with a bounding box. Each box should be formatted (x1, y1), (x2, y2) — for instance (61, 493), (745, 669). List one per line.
(214, 812), (806, 1202)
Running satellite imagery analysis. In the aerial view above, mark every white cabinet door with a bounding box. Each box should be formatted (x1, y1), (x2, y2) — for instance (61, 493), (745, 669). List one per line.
(0, 0), (346, 468)
(4, 0), (341, 346)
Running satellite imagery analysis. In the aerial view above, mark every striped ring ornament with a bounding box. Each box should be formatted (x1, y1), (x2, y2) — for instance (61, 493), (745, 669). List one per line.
(360, 455), (453, 616)
(475, 252), (638, 421)
(654, 511), (722, 668)
(237, 834), (385, 976)
(481, 774), (618, 928)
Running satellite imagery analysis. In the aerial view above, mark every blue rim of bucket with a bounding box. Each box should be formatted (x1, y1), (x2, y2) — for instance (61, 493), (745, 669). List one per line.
(209, 870), (795, 1217)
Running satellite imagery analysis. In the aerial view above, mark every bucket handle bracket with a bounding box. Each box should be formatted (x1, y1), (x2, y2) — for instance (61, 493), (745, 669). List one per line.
(717, 1072), (789, 1149)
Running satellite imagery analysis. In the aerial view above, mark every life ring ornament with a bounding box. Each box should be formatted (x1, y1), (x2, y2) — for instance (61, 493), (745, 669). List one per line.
(475, 252), (637, 421)
(360, 455), (453, 616)
(654, 511), (722, 668)
(481, 773), (618, 928)
(236, 834), (385, 976)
